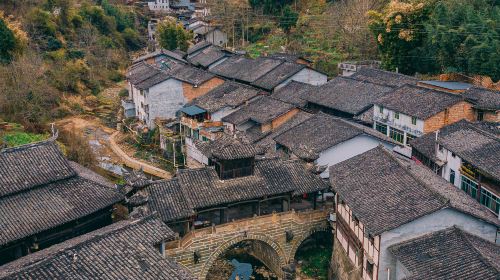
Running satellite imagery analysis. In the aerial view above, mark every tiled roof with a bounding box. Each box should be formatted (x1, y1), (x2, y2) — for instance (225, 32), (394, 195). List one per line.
(211, 143), (264, 160)
(389, 227), (500, 280)
(187, 41), (211, 55)
(175, 158), (328, 209)
(147, 179), (194, 222)
(210, 56), (283, 83)
(166, 64), (216, 86)
(127, 62), (162, 86)
(222, 96), (295, 125)
(330, 147), (448, 235)
(330, 146), (499, 235)
(187, 45), (229, 68)
(464, 87), (500, 110)
(193, 25), (216, 35)
(275, 112), (398, 161)
(304, 76), (393, 115)
(0, 141), (124, 247)
(251, 62), (306, 91)
(350, 67), (417, 88)
(188, 81), (262, 113)
(271, 81), (317, 107)
(0, 215), (195, 280)
(132, 49), (187, 64)
(135, 71), (171, 90)
(376, 84), (465, 119)
(411, 120), (500, 181)
(0, 141), (75, 197)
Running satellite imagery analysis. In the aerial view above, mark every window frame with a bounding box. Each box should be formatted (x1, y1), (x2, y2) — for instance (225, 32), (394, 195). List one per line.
(411, 116), (417, 125)
(389, 127), (404, 144)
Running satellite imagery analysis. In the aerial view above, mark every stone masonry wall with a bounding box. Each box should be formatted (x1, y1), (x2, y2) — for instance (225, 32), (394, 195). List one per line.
(165, 209), (329, 280)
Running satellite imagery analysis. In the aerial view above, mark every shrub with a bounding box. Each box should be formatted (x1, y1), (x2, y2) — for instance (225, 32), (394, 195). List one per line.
(58, 128), (95, 167)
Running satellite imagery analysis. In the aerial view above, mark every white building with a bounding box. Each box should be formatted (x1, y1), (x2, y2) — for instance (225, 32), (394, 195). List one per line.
(147, 0), (170, 11)
(330, 147), (500, 280)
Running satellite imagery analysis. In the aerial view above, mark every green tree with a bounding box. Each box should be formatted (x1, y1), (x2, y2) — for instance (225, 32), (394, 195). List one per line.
(157, 18), (192, 51)
(279, 5), (298, 34)
(0, 19), (16, 63)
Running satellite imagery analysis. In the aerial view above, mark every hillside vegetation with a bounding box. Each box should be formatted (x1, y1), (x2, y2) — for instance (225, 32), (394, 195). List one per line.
(0, 0), (146, 132)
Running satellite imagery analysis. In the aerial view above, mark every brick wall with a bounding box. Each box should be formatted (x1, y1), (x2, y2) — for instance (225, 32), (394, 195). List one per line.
(481, 110), (499, 123)
(261, 108), (300, 133)
(182, 77), (225, 102)
(423, 101), (474, 133)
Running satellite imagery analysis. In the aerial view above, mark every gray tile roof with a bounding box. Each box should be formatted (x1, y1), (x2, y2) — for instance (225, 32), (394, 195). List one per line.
(147, 179), (194, 222)
(411, 120), (500, 181)
(188, 81), (262, 113)
(376, 84), (465, 119)
(127, 62), (162, 86)
(211, 143), (265, 160)
(222, 96), (295, 125)
(0, 141), (124, 247)
(350, 67), (417, 88)
(187, 45), (229, 68)
(166, 63), (216, 86)
(187, 41), (211, 55)
(331, 147), (444, 235)
(271, 81), (317, 107)
(464, 87), (500, 110)
(0, 141), (75, 197)
(251, 62), (306, 91)
(135, 71), (171, 90)
(274, 112), (398, 161)
(330, 146), (499, 236)
(172, 158), (328, 210)
(304, 76), (394, 115)
(210, 56), (283, 83)
(0, 215), (195, 280)
(133, 49), (187, 64)
(389, 227), (500, 280)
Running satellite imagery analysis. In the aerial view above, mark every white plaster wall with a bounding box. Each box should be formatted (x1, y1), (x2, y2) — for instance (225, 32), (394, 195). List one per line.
(379, 208), (499, 280)
(316, 134), (395, 178)
(148, 0), (170, 11)
(373, 105), (425, 137)
(185, 137), (209, 165)
(275, 68), (327, 91)
(146, 79), (185, 128)
(440, 147), (462, 188)
(211, 106), (238, 121)
(205, 30), (228, 46)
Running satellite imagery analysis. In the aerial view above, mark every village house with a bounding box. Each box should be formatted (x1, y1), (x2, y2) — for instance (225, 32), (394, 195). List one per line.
(186, 40), (211, 57)
(410, 120), (500, 218)
(126, 62), (225, 128)
(304, 76), (394, 120)
(187, 17), (208, 31)
(132, 49), (187, 67)
(210, 56), (327, 91)
(0, 215), (195, 280)
(193, 1), (210, 18)
(270, 80), (317, 108)
(142, 147), (329, 236)
(463, 87), (500, 122)
(349, 67), (418, 88)
(373, 84), (474, 151)
(274, 112), (400, 178)
(0, 140), (124, 265)
(221, 96), (301, 140)
(388, 226), (500, 279)
(330, 146), (500, 280)
(192, 25), (228, 47)
(266, 52), (314, 67)
(186, 44), (233, 69)
(179, 81), (262, 144)
(147, 0), (171, 12)
(338, 60), (381, 77)
(417, 80), (472, 94)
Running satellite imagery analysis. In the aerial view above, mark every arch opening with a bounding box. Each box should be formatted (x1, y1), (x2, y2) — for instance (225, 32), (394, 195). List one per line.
(202, 236), (286, 280)
(293, 230), (333, 280)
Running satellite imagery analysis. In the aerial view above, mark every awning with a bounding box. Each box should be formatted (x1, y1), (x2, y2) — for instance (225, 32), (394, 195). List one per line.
(180, 105), (206, 116)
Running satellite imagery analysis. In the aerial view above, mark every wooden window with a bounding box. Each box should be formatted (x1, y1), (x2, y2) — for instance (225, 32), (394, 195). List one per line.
(449, 170), (455, 185)
(394, 112), (399, 119)
(411, 116), (417, 125)
(477, 110), (484, 121)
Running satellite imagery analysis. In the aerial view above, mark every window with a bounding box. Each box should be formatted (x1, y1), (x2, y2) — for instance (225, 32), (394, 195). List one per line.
(406, 133), (416, 146)
(449, 170), (455, 185)
(353, 215), (359, 226)
(411, 116), (417, 125)
(368, 235), (374, 244)
(461, 176), (478, 199)
(480, 188), (500, 214)
(202, 136), (208, 142)
(379, 106), (383, 113)
(389, 127), (404, 144)
(452, 152), (456, 158)
(375, 122), (388, 135)
(366, 260), (374, 278)
(477, 110), (484, 121)
(394, 112), (399, 119)
(438, 144), (443, 152)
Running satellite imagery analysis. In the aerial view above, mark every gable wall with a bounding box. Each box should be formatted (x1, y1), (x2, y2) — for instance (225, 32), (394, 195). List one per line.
(182, 77), (225, 102)
(423, 101), (475, 133)
(147, 79), (185, 128)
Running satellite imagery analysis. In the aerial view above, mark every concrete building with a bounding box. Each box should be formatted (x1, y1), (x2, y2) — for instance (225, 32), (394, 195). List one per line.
(338, 60), (381, 77)
(330, 146), (500, 280)
(192, 26), (227, 47)
(147, 0), (171, 11)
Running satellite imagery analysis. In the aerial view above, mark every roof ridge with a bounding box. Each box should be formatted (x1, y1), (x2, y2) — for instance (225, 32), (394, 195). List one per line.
(0, 137), (57, 154)
(455, 227), (500, 274)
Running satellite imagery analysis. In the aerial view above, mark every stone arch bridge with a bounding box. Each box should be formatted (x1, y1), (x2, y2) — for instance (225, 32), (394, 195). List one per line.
(165, 209), (331, 279)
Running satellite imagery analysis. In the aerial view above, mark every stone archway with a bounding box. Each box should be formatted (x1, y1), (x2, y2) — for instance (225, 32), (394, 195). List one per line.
(200, 232), (288, 280)
(288, 225), (332, 262)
